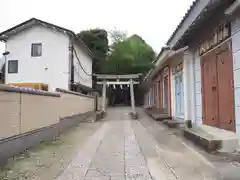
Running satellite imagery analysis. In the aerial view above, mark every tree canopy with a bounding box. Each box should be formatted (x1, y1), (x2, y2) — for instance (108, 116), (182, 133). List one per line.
(104, 32), (155, 75)
(77, 29), (109, 73)
(78, 29), (155, 76)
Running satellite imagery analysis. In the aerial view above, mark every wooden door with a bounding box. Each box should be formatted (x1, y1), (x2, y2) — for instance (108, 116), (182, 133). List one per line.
(201, 42), (235, 132)
(201, 51), (219, 127)
(216, 43), (235, 132)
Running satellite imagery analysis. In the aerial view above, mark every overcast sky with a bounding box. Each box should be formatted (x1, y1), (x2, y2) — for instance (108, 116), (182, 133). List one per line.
(0, 0), (193, 55)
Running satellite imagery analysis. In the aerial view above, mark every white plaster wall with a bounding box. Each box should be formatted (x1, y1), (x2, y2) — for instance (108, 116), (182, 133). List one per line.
(145, 92), (149, 107)
(170, 68), (176, 117)
(148, 90), (151, 106)
(73, 43), (92, 88)
(144, 92), (150, 107)
(149, 87), (153, 106)
(231, 17), (240, 134)
(5, 25), (69, 91)
(193, 51), (202, 125)
(144, 93), (147, 107)
(183, 51), (196, 121)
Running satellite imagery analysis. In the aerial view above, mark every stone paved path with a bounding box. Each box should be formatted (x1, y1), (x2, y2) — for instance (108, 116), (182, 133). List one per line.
(2, 107), (237, 180)
(56, 109), (154, 180)
(55, 108), (222, 180)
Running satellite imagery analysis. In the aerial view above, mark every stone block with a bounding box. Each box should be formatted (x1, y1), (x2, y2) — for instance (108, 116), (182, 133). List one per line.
(183, 127), (222, 153)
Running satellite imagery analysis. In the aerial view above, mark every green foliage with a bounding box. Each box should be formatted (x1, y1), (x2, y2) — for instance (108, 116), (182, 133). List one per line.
(105, 32), (155, 75)
(77, 29), (109, 73)
(77, 28), (155, 76)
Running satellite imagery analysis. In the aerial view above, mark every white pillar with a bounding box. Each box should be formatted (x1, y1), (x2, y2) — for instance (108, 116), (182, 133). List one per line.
(102, 80), (107, 112)
(130, 79), (136, 114)
(183, 50), (194, 121)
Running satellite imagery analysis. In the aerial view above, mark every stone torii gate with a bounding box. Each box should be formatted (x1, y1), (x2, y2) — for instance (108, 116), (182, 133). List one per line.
(96, 74), (141, 115)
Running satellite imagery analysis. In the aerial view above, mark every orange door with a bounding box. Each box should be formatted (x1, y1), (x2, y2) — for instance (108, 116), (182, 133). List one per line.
(216, 43), (235, 132)
(201, 52), (219, 127)
(201, 42), (235, 132)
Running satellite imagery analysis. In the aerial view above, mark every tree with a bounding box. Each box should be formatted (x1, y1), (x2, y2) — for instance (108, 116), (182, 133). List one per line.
(105, 32), (155, 75)
(108, 29), (127, 46)
(77, 29), (109, 74)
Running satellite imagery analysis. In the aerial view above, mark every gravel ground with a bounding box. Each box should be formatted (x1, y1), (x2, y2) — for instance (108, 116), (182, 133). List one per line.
(0, 121), (103, 180)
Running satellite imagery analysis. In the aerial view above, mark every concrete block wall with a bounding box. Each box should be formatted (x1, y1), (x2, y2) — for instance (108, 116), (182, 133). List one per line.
(0, 85), (95, 140)
(59, 93), (94, 118)
(0, 91), (21, 139)
(20, 93), (60, 133)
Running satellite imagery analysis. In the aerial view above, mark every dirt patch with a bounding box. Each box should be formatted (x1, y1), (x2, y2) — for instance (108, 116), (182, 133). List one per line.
(0, 121), (103, 180)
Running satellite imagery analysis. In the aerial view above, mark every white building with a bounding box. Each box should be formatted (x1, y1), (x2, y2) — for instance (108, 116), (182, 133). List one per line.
(0, 18), (92, 92)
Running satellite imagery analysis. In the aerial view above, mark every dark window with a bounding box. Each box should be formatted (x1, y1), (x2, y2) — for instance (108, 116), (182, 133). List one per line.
(8, 60), (18, 73)
(31, 43), (42, 57)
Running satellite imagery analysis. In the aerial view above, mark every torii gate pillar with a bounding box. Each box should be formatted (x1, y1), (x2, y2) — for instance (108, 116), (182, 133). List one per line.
(129, 79), (136, 115)
(102, 80), (107, 113)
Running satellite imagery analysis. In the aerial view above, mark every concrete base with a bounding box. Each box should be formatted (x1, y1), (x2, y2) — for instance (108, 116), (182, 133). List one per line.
(0, 111), (94, 167)
(163, 119), (185, 128)
(151, 114), (171, 121)
(183, 124), (239, 153)
(201, 125), (239, 153)
(95, 111), (105, 121)
(129, 112), (139, 120)
(145, 107), (171, 121)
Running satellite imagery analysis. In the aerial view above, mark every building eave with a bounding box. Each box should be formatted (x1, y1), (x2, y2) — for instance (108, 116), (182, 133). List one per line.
(167, 0), (213, 47)
(141, 46), (188, 88)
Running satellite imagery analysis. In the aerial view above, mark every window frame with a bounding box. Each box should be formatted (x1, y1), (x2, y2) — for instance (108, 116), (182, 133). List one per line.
(8, 60), (18, 74)
(31, 43), (42, 57)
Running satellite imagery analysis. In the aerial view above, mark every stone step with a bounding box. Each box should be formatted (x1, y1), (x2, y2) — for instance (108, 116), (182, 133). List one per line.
(145, 108), (171, 121)
(151, 113), (172, 121)
(183, 125), (239, 153)
(183, 127), (221, 153)
(163, 119), (185, 128)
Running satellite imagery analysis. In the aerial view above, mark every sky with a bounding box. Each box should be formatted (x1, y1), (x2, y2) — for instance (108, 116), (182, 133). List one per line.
(0, 0), (194, 55)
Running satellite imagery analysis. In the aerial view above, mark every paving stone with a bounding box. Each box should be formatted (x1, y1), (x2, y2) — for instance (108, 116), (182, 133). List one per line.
(11, 107), (226, 180)
(56, 122), (111, 180)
